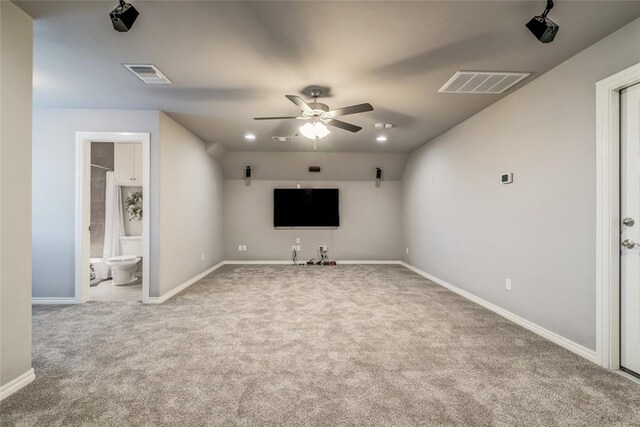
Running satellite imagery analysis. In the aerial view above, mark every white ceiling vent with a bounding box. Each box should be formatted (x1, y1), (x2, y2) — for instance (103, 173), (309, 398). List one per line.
(439, 71), (530, 94)
(123, 64), (171, 84)
(272, 136), (294, 142)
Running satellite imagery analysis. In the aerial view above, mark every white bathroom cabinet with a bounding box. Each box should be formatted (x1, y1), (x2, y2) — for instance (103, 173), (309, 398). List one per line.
(114, 142), (142, 186)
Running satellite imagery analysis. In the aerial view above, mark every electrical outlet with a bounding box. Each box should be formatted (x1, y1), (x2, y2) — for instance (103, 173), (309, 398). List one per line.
(201, 252), (204, 261)
(238, 245), (242, 252)
(296, 238), (300, 244)
(292, 245), (296, 251)
(296, 245), (300, 251)
(506, 278), (512, 291)
(242, 245), (247, 251)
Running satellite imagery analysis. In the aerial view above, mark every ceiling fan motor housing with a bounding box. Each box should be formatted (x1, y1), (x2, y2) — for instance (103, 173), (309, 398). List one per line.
(305, 102), (330, 118)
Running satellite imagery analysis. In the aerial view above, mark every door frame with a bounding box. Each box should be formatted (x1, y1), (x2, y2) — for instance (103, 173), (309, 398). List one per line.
(596, 63), (640, 370)
(75, 132), (151, 304)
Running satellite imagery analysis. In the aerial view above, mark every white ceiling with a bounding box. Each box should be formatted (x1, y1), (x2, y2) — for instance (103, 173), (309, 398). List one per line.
(17, 1), (640, 153)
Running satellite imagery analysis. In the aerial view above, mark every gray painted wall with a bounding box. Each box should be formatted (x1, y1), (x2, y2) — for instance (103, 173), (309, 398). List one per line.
(157, 113), (224, 296)
(224, 180), (402, 261)
(221, 151), (408, 181)
(32, 109), (161, 298)
(1, 0), (33, 388)
(402, 18), (640, 350)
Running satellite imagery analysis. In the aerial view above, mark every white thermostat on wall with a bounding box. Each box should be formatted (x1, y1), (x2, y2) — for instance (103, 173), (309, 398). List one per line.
(500, 172), (513, 184)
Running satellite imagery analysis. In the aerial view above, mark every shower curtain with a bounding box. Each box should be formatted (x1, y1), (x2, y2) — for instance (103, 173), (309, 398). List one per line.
(102, 171), (125, 278)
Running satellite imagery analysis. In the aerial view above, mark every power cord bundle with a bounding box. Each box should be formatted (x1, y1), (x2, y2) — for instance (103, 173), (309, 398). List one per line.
(292, 245), (337, 266)
(305, 246), (335, 265)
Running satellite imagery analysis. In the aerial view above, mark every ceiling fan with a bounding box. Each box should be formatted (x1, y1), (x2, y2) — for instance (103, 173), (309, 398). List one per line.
(254, 87), (374, 149)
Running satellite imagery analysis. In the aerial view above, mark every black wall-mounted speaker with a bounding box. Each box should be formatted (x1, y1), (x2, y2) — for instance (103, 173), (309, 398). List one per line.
(526, 15), (558, 43)
(375, 168), (383, 181)
(245, 166), (251, 179)
(526, 0), (558, 43)
(309, 166), (321, 173)
(110, 1), (139, 32)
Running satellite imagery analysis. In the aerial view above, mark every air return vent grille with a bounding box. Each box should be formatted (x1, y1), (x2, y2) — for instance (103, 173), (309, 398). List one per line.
(124, 64), (172, 84)
(439, 71), (530, 94)
(272, 136), (294, 142)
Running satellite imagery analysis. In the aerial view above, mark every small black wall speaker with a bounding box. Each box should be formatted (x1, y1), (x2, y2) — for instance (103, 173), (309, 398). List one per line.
(245, 166), (251, 179)
(309, 166), (321, 173)
(526, 15), (558, 43)
(110, 1), (139, 32)
(375, 168), (383, 181)
(526, 0), (558, 43)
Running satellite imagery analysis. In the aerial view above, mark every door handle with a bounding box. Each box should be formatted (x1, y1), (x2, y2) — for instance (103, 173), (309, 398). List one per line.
(622, 239), (640, 249)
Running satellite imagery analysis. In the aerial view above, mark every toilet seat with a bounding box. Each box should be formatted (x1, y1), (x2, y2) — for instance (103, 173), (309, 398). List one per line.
(107, 255), (138, 263)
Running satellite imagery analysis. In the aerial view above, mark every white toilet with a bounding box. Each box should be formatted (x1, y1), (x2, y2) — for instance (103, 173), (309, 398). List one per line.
(106, 236), (142, 286)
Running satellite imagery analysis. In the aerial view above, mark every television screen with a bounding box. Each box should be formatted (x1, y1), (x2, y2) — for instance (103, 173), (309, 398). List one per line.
(274, 189), (339, 228)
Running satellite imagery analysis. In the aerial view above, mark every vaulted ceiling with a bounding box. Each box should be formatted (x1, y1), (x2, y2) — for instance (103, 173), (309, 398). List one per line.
(17, 1), (640, 152)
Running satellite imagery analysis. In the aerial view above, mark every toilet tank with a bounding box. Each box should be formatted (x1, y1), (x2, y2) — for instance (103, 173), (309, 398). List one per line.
(120, 236), (143, 256)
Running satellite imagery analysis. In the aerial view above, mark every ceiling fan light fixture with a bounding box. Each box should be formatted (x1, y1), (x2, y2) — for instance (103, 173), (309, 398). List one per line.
(299, 122), (331, 140)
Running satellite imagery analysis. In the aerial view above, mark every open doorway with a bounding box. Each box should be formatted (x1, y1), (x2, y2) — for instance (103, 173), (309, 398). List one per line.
(75, 132), (150, 303)
(88, 142), (143, 301)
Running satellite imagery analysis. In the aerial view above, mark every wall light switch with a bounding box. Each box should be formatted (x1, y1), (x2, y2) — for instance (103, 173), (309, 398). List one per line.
(506, 278), (512, 291)
(201, 252), (205, 261)
(406, 248), (409, 254)
(296, 245), (300, 251)
(242, 245), (247, 251)
(238, 245), (242, 251)
(292, 245), (296, 251)
(296, 238), (300, 244)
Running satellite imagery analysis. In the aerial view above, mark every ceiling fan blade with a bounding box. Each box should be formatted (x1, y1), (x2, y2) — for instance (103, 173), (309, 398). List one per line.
(325, 119), (362, 133)
(253, 116), (301, 120)
(328, 103), (374, 117)
(285, 95), (314, 114)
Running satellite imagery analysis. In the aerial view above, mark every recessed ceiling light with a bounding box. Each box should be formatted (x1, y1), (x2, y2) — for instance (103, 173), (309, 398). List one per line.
(377, 136), (387, 143)
(244, 133), (256, 141)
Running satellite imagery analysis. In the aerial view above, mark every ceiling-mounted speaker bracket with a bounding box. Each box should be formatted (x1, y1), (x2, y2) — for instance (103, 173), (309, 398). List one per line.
(301, 85), (331, 99)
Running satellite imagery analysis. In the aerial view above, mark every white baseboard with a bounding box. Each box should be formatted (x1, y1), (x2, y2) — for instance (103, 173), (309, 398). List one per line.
(0, 368), (35, 401)
(223, 260), (403, 265)
(146, 261), (225, 304)
(401, 262), (597, 364)
(224, 260), (292, 265)
(338, 260), (402, 265)
(32, 297), (77, 305)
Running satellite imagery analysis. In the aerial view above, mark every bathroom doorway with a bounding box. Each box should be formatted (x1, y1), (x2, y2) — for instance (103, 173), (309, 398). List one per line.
(88, 142), (143, 301)
(75, 132), (150, 303)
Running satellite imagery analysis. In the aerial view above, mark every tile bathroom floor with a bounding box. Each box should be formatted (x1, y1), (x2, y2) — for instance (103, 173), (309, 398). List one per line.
(88, 278), (141, 302)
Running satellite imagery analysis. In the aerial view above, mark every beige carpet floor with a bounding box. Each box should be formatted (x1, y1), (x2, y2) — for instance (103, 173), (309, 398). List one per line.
(2, 264), (639, 426)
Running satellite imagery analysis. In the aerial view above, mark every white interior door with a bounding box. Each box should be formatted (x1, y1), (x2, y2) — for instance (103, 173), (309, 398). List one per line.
(621, 82), (640, 377)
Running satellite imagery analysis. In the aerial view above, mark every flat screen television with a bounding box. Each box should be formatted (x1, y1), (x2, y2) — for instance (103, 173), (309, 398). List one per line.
(274, 188), (339, 228)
